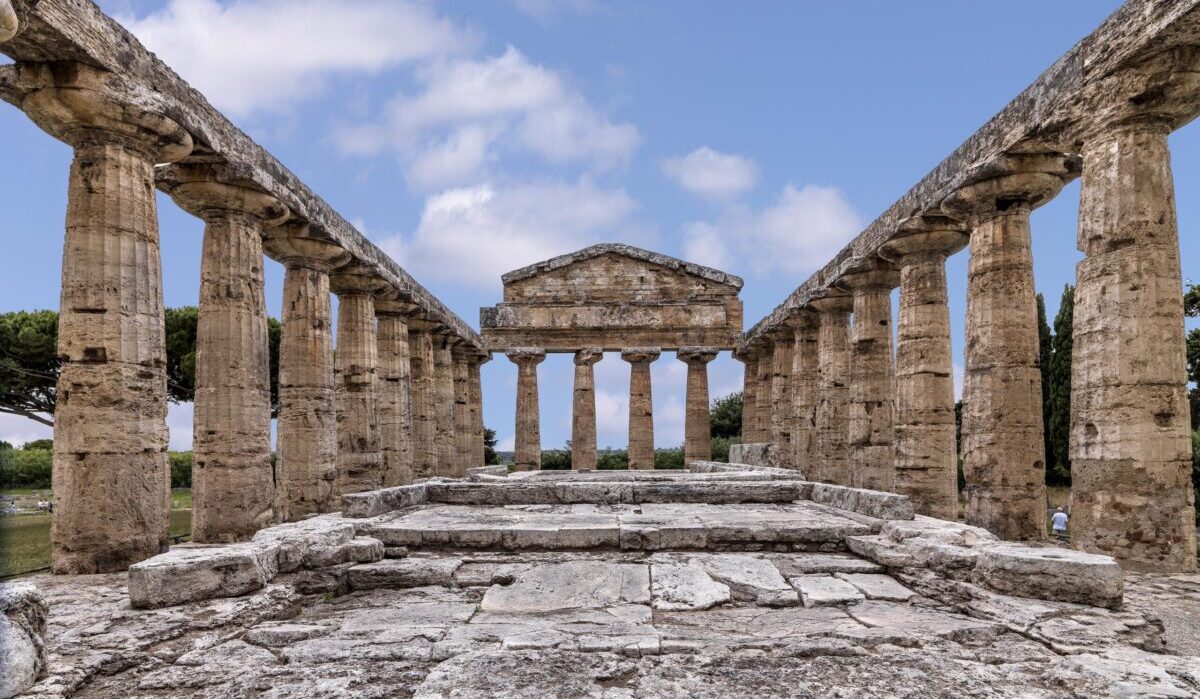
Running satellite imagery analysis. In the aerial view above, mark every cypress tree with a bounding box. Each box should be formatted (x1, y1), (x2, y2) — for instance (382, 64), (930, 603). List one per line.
(1036, 293), (1053, 476)
(1046, 284), (1074, 485)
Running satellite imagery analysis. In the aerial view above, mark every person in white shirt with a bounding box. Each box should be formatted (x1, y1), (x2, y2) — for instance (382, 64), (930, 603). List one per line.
(1051, 507), (1068, 538)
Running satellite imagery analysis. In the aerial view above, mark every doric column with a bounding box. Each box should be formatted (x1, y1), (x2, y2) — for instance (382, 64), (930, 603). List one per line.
(769, 332), (795, 462)
(881, 218), (968, 520)
(810, 294), (853, 485)
(838, 263), (899, 493)
(508, 348), (546, 471)
(571, 348), (603, 470)
(790, 313), (819, 474)
(943, 153), (1073, 541)
(754, 342), (774, 442)
(1071, 113), (1197, 571)
(678, 347), (718, 465)
(263, 231), (347, 521)
(736, 351), (759, 443)
(408, 321), (438, 480)
(376, 295), (416, 487)
(622, 348), (660, 469)
(330, 265), (386, 495)
(20, 63), (193, 572)
(161, 165), (287, 544)
(452, 346), (472, 476)
(433, 334), (458, 476)
(469, 354), (489, 467)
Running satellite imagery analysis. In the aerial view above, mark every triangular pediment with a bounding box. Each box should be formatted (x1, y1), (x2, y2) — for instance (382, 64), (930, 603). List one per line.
(501, 243), (742, 291)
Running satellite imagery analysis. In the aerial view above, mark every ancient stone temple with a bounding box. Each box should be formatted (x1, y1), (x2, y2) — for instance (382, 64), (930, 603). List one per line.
(1, 0), (1199, 697)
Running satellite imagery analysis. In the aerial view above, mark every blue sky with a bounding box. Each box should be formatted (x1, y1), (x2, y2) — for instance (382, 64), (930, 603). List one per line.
(1, 0), (1196, 452)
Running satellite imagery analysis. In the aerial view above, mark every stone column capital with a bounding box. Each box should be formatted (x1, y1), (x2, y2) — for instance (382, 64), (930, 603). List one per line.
(1, 0), (19, 43)
(808, 292), (854, 315)
(676, 346), (719, 365)
(880, 216), (969, 261)
(159, 163), (289, 225)
(940, 153), (1078, 222)
(16, 62), (193, 162)
(835, 264), (900, 293)
(1068, 48), (1200, 148)
(574, 348), (604, 366)
(330, 262), (390, 296)
(507, 347), (547, 366)
(263, 228), (351, 271)
(620, 347), (661, 364)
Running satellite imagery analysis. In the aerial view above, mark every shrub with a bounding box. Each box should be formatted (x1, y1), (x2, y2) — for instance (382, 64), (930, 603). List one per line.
(596, 448), (629, 470)
(654, 448), (684, 470)
(170, 451), (193, 489)
(710, 437), (736, 463)
(0, 447), (52, 489)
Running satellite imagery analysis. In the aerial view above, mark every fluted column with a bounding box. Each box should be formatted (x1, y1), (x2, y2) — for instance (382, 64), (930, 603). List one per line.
(433, 334), (458, 476)
(769, 333), (795, 462)
(264, 232), (347, 520)
(622, 348), (660, 469)
(678, 347), (718, 465)
(508, 348), (546, 471)
(737, 352), (760, 443)
(943, 155), (1073, 541)
(408, 322), (437, 480)
(376, 297), (415, 487)
(754, 342), (773, 442)
(469, 355), (489, 466)
(790, 314), (819, 474)
(882, 219), (967, 520)
(571, 348), (603, 470)
(810, 295), (853, 485)
(452, 346), (472, 476)
(838, 264), (899, 493)
(1072, 121), (1197, 572)
(20, 63), (193, 572)
(331, 266), (386, 495)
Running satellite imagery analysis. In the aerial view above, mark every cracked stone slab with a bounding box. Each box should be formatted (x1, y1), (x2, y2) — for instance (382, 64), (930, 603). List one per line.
(768, 553), (883, 576)
(790, 575), (865, 607)
(834, 573), (915, 602)
(650, 562), (731, 611)
(480, 562), (650, 612)
(347, 558), (464, 590)
(367, 505), (621, 549)
(691, 554), (798, 607)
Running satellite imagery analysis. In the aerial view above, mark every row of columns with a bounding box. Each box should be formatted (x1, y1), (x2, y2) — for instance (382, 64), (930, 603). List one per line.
(13, 62), (487, 573)
(507, 346), (721, 471)
(745, 134), (1196, 572)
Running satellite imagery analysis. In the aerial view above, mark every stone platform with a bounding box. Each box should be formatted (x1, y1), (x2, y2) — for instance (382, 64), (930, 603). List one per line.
(6, 465), (1200, 698)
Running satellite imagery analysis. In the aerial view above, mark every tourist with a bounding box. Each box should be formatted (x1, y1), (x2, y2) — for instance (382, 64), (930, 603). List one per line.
(1051, 507), (1069, 539)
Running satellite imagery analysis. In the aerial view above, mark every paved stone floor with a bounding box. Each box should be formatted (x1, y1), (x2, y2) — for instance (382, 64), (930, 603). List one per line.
(15, 546), (1200, 698)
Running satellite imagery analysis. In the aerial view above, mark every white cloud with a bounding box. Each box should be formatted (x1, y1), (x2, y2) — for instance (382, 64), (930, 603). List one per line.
(0, 413), (52, 448)
(335, 47), (638, 189)
(682, 183), (862, 278)
(663, 147), (758, 200)
(118, 0), (476, 117)
(375, 178), (636, 291)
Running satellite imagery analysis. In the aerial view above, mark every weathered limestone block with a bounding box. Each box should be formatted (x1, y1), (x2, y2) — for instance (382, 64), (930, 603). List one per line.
(433, 336), (458, 476)
(768, 333), (795, 461)
(468, 355), (488, 467)
(348, 558), (463, 591)
(790, 575), (864, 607)
(480, 561), (650, 612)
(163, 165), (288, 544)
(249, 514), (357, 573)
(834, 573), (915, 602)
(265, 232), (347, 521)
(127, 543), (279, 609)
(572, 348), (603, 470)
(1071, 120), (1198, 573)
(808, 483), (915, 521)
(452, 348), (472, 476)
(880, 219), (967, 521)
(376, 301), (415, 487)
(18, 62), (193, 573)
(728, 442), (779, 468)
(735, 352), (760, 443)
(789, 315), (818, 472)
(622, 348), (660, 469)
(677, 347), (718, 465)
(650, 561), (731, 610)
(810, 295), (853, 486)
(942, 154), (1072, 541)
(331, 266), (387, 495)
(692, 554), (798, 606)
(341, 483), (428, 518)
(973, 544), (1124, 609)
(508, 348), (546, 471)
(0, 583), (47, 698)
(408, 324), (437, 480)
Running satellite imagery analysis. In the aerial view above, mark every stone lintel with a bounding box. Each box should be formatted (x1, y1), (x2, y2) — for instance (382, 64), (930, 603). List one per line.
(620, 348), (661, 364)
(574, 348), (604, 366)
(676, 346), (719, 364)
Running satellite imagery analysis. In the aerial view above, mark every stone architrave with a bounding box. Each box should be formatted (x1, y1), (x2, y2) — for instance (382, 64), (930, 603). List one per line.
(376, 296), (416, 487)
(790, 313), (819, 473)
(881, 219), (968, 520)
(508, 348), (546, 471)
(622, 348), (661, 469)
(19, 63), (193, 573)
(769, 333), (795, 463)
(571, 349), (604, 470)
(942, 154), (1073, 541)
(469, 355), (489, 467)
(330, 265), (387, 495)
(837, 264), (900, 493)
(433, 335), (458, 476)
(677, 347), (719, 465)
(754, 342), (774, 443)
(1071, 116), (1198, 572)
(263, 231), (348, 521)
(810, 295), (853, 486)
(452, 346), (472, 476)
(736, 352), (759, 443)
(408, 323), (438, 480)
(161, 165), (288, 544)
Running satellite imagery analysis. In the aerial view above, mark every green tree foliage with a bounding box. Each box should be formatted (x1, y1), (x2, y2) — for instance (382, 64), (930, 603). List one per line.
(596, 448), (629, 470)
(1046, 285), (1074, 485)
(483, 427), (499, 465)
(1036, 293), (1054, 475)
(170, 451), (193, 489)
(954, 400), (965, 492)
(1185, 282), (1199, 318)
(164, 306), (199, 403)
(22, 439), (53, 451)
(1186, 283), (1199, 431)
(710, 436), (734, 463)
(710, 391), (743, 439)
(0, 445), (52, 489)
(654, 448), (685, 470)
(0, 311), (60, 426)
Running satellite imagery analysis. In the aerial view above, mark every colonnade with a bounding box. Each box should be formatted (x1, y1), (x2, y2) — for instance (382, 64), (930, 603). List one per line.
(506, 347), (722, 471)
